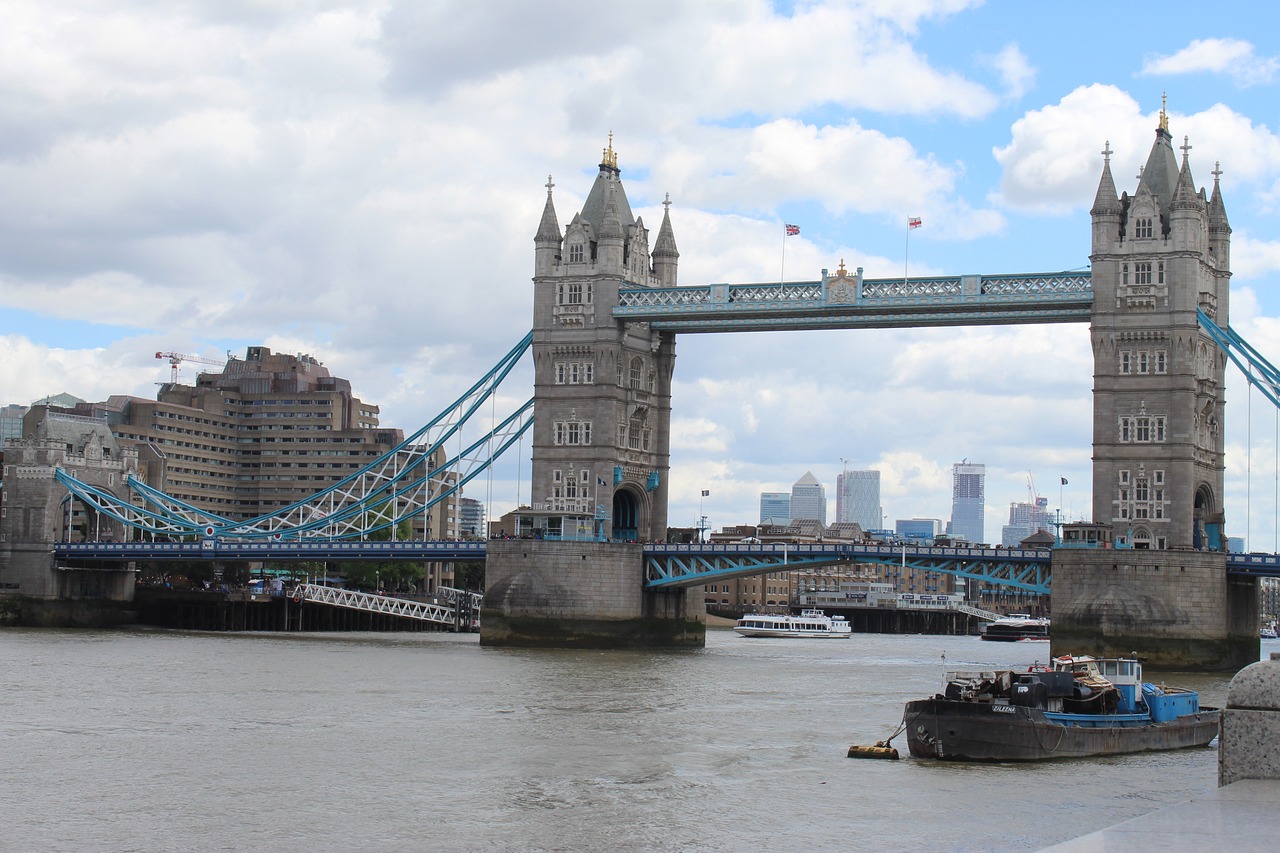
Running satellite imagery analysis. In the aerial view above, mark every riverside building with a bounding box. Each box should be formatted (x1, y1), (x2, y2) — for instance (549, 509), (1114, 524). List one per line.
(44, 347), (459, 584)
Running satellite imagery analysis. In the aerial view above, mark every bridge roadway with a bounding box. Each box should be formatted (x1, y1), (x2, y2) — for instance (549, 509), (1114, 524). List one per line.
(52, 539), (1280, 593)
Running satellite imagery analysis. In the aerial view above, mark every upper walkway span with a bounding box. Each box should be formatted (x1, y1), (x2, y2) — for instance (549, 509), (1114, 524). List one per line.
(615, 270), (1093, 332)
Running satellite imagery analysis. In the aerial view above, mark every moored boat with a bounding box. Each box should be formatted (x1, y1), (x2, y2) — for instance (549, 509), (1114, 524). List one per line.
(733, 609), (852, 638)
(979, 613), (1049, 641)
(903, 654), (1219, 761)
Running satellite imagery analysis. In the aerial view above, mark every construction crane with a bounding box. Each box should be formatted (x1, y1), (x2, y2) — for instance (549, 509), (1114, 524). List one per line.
(155, 351), (225, 384)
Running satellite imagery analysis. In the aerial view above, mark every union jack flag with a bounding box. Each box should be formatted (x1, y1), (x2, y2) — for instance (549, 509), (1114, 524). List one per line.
(785, 224), (799, 236)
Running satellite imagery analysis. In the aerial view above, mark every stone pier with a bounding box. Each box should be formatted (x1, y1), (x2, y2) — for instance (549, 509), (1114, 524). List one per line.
(1050, 547), (1257, 670)
(480, 540), (705, 649)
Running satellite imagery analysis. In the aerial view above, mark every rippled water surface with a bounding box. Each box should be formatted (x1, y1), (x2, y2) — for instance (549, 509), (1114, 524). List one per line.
(1, 627), (1264, 852)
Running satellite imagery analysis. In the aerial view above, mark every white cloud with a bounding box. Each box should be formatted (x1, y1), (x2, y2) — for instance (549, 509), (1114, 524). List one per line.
(1141, 38), (1280, 87)
(989, 43), (1036, 99)
(993, 87), (1280, 215)
(1230, 234), (1280, 281)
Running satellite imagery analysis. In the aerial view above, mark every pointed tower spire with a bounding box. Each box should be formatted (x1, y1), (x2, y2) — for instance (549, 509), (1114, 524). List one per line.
(1171, 136), (1200, 210)
(653, 192), (680, 287)
(1209, 160), (1230, 230)
(535, 174), (562, 243)
(534, 174), (563, 277)
(1091, 141), (1122, 216)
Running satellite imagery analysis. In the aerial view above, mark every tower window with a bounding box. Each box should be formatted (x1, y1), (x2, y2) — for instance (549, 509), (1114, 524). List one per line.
(1155, 351), (1167, 374)
(1135, 217), (1153, 239)
(569, 243), (584, 263)
(1135, 262), (1152, 285)
(1120, 352), (1131, 374)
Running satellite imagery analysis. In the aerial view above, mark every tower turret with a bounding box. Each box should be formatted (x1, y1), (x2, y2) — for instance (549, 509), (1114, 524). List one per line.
(534, 175), (562, 278)
(653, 193), (680, 287)
(1091, 141), (1123, 250)
(1208, 161), (1232, 274)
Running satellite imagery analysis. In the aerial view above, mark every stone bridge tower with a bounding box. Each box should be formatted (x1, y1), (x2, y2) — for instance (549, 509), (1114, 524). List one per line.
(1053, 106), (1255, 669)
(482, 139), (703, 648)
(1087, 107), (1231, 550)
(522, 136), (679, 542)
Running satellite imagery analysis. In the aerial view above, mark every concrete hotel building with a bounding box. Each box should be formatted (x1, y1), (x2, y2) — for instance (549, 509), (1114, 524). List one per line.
(65, 346), (458, 543)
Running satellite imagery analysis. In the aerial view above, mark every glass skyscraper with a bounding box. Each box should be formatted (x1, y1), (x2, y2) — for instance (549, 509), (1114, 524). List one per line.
(790, 471), (827, 525)
(836, 469), (880, 531)
(949, 462), (986, 544)
(759, 492), (791, 524)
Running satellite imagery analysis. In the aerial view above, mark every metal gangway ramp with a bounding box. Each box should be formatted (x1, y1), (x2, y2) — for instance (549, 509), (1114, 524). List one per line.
(292, 583), (476, 629)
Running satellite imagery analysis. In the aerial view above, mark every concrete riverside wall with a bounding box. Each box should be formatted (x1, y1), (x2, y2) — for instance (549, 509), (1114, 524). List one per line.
(1220, 653), (1280, 786)
(1050, 548), (1257, 670)
(480, 540), (706, 649)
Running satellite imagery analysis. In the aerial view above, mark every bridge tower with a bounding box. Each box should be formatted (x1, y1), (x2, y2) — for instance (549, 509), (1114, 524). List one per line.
(1053, 105), (1257, 668)
(0, 410), (141, 624)
(482, 138), (703, 647)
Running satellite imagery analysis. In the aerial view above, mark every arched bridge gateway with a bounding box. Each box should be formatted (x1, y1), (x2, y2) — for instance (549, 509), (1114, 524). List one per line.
(26, 122), (1280, 663)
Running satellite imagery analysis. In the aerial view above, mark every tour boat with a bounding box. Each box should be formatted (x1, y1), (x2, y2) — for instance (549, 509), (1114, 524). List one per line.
(902, 654), (1219, 762)
(979, 613), (1050, 641)
(733, 609), (852, 638)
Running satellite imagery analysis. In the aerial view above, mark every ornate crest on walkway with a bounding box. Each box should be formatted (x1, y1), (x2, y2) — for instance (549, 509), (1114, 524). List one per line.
(826, 260), (860, 305)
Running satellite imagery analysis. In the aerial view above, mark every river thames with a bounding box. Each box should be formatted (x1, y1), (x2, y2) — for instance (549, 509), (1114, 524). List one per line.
(1, 626), (1261, 852)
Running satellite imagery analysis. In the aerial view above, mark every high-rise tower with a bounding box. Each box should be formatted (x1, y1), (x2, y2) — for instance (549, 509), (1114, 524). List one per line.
(836, 468), (880, 531)
(949, 462), (985, 544)
(526, 137), (679, 541)
(1088, 106), (1230, 549)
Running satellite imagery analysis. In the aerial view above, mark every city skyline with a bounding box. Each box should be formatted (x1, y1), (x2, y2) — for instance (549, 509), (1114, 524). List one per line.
(3, 4), (1280, 548)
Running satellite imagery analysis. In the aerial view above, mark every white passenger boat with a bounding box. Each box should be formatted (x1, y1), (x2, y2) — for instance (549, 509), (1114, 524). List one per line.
(733, 609), (852, 638)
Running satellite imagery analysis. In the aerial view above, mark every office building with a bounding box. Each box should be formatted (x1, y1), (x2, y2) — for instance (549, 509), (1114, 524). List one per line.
(458, 497), (486, 539)
(759, 491), (790, 525)
(896, 517), (943, 544)
(949, 462), (985, 545)
(790, 471), (826, 525)
(836, 468), (880, 530)
(1001, 496), (1056, 547)
(1, 404), (28, 444)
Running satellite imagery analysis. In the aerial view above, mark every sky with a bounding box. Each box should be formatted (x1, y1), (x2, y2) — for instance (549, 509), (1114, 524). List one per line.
(4, 1), (1280, 549)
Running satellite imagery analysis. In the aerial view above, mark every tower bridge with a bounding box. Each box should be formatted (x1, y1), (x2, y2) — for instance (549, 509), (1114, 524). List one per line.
(4, 111), (1276, 666)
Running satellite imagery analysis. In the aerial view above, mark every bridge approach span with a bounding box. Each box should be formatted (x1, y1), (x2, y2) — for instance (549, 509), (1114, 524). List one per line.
(642, 542), (1053, 594)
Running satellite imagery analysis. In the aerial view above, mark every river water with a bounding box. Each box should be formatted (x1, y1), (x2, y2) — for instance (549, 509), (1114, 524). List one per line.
(0, 626), (1264, 853)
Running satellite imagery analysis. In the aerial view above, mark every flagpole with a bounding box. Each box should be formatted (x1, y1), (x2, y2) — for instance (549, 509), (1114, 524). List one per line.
(780, 225), (786, 285)
(904, 217), (910, 285)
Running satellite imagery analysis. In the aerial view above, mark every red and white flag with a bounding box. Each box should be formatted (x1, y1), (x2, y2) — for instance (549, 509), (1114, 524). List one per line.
(785, 223), (800, 236)
(908, 217), (923, 230)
